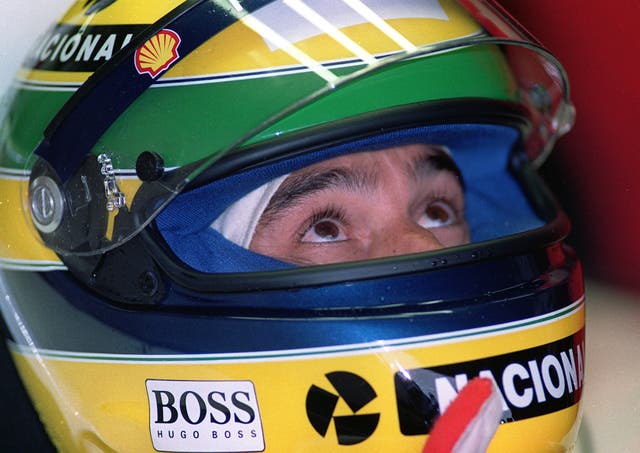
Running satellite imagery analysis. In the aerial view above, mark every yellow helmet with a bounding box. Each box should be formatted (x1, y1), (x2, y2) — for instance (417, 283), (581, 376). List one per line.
(0, 0), (582, 451)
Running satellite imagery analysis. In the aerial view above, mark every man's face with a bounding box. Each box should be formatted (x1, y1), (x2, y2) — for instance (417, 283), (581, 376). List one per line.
(249, 143), (469, 265)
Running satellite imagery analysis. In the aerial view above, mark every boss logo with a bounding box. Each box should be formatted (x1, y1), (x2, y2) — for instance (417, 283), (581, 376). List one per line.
(146, 380), (265, 452)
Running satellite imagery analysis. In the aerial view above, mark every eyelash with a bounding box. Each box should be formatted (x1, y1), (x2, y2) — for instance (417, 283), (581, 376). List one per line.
(425, 194), (461, 215)
(298, 205), (348, 239)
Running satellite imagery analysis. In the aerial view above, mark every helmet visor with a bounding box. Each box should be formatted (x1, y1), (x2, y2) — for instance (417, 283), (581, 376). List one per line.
(23, 0), (573, 256)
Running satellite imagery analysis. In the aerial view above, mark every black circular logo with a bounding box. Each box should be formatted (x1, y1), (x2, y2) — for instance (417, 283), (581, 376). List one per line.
(305, 371), (380, 445)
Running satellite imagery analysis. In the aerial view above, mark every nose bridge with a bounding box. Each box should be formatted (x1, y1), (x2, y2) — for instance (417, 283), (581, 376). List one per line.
(370, 219), (444, 258)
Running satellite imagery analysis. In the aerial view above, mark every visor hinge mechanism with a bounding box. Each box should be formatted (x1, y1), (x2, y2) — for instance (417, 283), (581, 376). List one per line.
(97, 153), (126, 211)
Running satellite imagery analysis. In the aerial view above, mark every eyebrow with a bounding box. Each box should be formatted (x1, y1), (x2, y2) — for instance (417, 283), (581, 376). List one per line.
(260, 166), (377, 225)
(259, 146), (463, 226)
(410, 146), (464, 189)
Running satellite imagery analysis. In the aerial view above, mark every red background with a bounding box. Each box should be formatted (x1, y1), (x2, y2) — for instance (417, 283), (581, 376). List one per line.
(499, 1), (640, 291)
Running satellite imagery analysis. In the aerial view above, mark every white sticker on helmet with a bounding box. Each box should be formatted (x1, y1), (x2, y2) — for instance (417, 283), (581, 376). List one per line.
(146, 379), (265, 452)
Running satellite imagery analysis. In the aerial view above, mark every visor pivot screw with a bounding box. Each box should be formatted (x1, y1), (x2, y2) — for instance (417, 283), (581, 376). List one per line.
(29, 176), (64, 233)
(139, 270), (159, 297)
(136, 151), (165, 182)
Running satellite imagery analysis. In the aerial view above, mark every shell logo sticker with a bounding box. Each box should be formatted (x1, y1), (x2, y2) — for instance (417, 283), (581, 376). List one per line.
(134, 29), (181, 78)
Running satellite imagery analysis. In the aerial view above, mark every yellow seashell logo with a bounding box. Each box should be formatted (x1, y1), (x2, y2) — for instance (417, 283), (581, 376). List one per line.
(134, 29), (181, 78)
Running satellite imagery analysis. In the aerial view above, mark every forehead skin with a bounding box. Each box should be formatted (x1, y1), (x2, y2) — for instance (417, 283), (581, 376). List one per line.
(250, 144), (468, 265)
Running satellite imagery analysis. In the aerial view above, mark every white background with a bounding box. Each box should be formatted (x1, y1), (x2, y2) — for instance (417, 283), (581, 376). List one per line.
(0, 1), (73, 103)
(0, 1), (638, 452)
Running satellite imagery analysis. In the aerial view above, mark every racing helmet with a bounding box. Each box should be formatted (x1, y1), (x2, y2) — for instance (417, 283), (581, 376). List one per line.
(0, 0), (585, 452)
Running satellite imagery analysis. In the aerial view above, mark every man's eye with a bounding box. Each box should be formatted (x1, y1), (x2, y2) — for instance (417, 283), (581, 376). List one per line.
(418, 200), (457, 228)
(301, 219), (347, 243)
